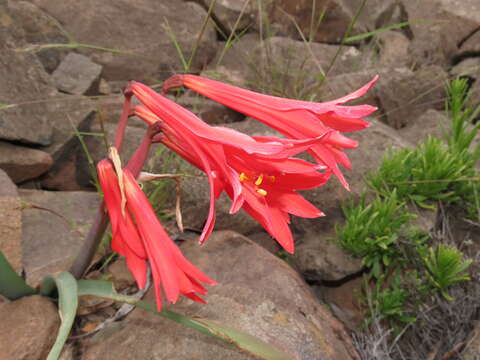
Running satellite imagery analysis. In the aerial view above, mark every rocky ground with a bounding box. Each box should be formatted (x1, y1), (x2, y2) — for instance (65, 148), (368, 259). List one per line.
(1, 0), (480, 359)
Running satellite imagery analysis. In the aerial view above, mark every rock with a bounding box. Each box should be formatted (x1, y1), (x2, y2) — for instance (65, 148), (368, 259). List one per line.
(459, 30), (480, 56)
(292, 231), (363, 282)
(7, 0), (69, 73)
(451, 57), (480, 79)
(195, 0), (255, 34)
(317, 276), (365, 330)
(83, 231), (360, 360)
(206, 35), (367, 95)
(376, 31), (411, 68)
(177, 91), (245, 125)
(375, 66), (448, 129)
(340, 0), (407, 31)
(28, 0), (217, 82)
(51, 53), (102, 95)
(203, 33), (261, 86)
(0, 141), (53, 183)
(265, 0), (365, 44)
(398, 109), (449, 145)
(0, 3), (57, 145)
(20, 189), (100, 285)
(0, 169), (22, 272)
(0, 295), (60, 360)
(468, 78), (480, 111)
(403, 0), (480, 67)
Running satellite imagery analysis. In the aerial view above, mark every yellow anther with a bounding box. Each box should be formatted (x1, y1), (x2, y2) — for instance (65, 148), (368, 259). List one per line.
(255, 174), (264, 186)
(268, 175), (276, 182)
(239, 172), (249, 181)
(256, 189), (267, 196)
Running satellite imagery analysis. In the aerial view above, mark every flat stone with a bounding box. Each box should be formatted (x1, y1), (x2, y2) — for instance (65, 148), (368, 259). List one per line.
(83, 231), (359, 360)
(52, 53), (102, 95)
(28, 0), (217, 82)
(293, 231), (364, 282)
(20, 189), (100, 285)
(0, 3), (57, 145)
(196, 0), (255, 34)
(0, 169), (22, 272)
(377, 31), (411, 68)
(0, 295), (60, 360)
(0, 141), (53, 183)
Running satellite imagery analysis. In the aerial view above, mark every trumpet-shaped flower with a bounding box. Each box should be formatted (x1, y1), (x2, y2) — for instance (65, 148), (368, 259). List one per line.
(128, 82), (330, 250)
(132, 103), (329, 253)
(162, 74), (378, 190)
(97, 159), (215, 310)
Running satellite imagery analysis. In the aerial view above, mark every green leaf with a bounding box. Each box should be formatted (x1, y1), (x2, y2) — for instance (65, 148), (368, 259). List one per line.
(45, 272), (79, 360)
(77, 280), (293, 360)
(0, 252), (36, 300)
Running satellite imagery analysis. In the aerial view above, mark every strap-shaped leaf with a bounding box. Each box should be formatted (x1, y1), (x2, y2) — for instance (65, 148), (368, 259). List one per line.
(45, 272), (78, 360)
(77, 279), (293, 360)
(0, 252), (36, 300)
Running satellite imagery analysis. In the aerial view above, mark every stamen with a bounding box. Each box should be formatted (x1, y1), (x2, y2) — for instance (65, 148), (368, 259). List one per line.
(268, 175), (276, 182)
(255, 174), (264, 186)
(256, 189), (267, 196)
(239, 172), (249, 181)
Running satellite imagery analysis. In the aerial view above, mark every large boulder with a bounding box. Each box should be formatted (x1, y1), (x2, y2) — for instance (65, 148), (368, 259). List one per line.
(83, 231), (360, 360)
(28, 0), (218, 82)
(0, 295), (60, 360)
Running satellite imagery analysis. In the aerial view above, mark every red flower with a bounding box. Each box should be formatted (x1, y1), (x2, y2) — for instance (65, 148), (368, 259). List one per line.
(162, 74), (378, 190)
(131, 103), (329, 253)
(97, 159), (215, 310)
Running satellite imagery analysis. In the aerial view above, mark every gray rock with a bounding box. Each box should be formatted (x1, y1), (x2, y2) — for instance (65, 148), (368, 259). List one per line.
(293, 231), (363, 282)
(398, 109), (449, 145)
(51, 53), (102, 95)
(0, 141), (53, 183)
(206, 35), (367, 95)
(20, 189), (100, 285)
(195, 0), (255, 34)
(0, 295), (60, 360)
(451, 57), (480, 79)
(7, 0), (69, 72)
(83, 231), (360, 360)
(0, 4), (57, 145)
(375, 66), (448, 129)
(28, 0), (218, 82)
(376, 31), (411, 68)
(264, 0), (365, 44)
(403, 0), (479, 67)
(340, 0), (406, 31)
(459, 30), (480, 56)
(0, 169), (22, 273)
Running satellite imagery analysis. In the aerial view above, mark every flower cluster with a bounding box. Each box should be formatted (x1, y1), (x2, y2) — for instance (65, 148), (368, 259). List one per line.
(99, 74), (377, 309)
